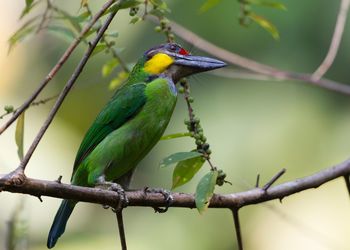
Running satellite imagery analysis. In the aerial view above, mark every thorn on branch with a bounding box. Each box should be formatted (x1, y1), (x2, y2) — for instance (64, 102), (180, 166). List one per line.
(37, 195), (43, 202)
(262, 168), (286, 192)
(55, 175), (62, 184)
(231, 208), (243, 250)
(255, 173), (260, 188)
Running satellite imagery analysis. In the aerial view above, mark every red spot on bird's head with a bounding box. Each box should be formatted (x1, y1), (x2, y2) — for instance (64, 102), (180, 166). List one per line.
(179, 48), (189, 55)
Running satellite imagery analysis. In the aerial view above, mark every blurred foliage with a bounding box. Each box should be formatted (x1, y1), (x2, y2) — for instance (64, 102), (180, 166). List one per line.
(6, 199), (28, 250)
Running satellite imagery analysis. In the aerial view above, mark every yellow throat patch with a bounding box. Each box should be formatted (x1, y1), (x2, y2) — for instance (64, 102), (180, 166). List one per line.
(144, 53), (174, 74)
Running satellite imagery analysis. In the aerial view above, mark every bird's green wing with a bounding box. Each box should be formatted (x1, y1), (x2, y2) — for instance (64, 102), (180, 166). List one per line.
(72, 83), (147, 174)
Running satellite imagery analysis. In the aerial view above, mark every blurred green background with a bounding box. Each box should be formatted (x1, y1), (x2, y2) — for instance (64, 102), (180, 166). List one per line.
(1, 0), (350, 249)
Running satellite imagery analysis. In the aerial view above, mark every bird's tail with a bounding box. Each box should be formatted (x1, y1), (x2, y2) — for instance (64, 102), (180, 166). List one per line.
(47, 199), (76, 249)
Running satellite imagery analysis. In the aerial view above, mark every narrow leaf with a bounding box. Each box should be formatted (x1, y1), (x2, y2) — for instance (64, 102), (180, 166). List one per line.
(15, 112), (25, 160)
(199, 0), (222, 13)
(195, 170), (218, 214)
(160, 151), (202, 168)
(76, 11), (91, 23)
(104, 0), (143, 15)
(160, 132), (191, 140)
(247, 0), (287, 10)
(56, 9), (82, 33)
(91, 44), (107, 57)
(102, 58), (119, 77)
(247, 12), (280, 40)
(8, 17), (38, 53)
(105, 31), (119, 38)
(47, 25), (76, 41)
(172, 156), (205, 189)
(130, 16), (141, 24)
(21, 0), (39, 19)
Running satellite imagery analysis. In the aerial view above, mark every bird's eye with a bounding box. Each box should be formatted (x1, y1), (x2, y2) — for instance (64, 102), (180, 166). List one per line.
(169, 44), (177, 51)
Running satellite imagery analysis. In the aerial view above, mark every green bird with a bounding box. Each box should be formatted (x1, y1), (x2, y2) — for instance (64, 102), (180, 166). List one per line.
(47, 43), (226, 248)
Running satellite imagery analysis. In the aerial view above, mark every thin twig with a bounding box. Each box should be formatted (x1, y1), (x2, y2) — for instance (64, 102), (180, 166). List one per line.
(0, 0), (117, 135)
(36, 0), (52, 34)
(116, 211), (127, 250)
(312, 0), (350, 80)
(262, 168), (286, 191)
(0, 95), (58, 120)
(102, 36), (130, 73)
(164, 19), (350, 95)
(1, 157), (349, 208)
(231, 208), (243, 250)
(17, 10), (119, 172)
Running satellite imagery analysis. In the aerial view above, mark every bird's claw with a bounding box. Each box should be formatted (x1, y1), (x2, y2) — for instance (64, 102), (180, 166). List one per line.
(144, 187), (173, 213)
(97, 182), (129, 212)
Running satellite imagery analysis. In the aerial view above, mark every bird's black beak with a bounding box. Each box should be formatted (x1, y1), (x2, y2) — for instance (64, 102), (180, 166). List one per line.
(174, 54), (227, 71)
(168, 53), (226, 82)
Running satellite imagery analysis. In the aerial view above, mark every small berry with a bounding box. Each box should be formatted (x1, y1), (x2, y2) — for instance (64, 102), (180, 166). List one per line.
(168, 33), (175, 40)
(178, 86), (185, 93)
(154, 26), (162, 32)
(188, 96), (194, 103)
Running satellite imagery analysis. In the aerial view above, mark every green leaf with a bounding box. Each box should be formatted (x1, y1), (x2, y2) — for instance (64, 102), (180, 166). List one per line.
(108, 71), (129, 90)
(26, 0), (34, 6)
(47, 25), (76, 41)
(105, 31), (119, 38)
(160, 151), (202, 168)
(160, 132), (191, 140)
(102, 58), (119, 77)
(247, 12), (280, 40)
(172, 156), (205, 189)
(130, 16), (141, 24)
(199, 0), (222, 13)
(15, 112), (25, 160)
(91, 44), (107, 57)
(76, 11), (91, 23)
(20, 0), (39, 19)
(8, 17), (38, 53)
(104, 0), (143, 16)
(56, 9), (82, 33)
(247, 0), (287, 10)
(195, 170), (218, 214)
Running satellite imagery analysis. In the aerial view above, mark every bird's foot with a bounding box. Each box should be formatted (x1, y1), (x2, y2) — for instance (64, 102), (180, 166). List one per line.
(96, 182), (129, 212)
(144, 187), (173, 213)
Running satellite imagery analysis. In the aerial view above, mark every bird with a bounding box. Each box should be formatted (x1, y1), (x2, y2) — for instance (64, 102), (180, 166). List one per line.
(47, 43), (226, 248)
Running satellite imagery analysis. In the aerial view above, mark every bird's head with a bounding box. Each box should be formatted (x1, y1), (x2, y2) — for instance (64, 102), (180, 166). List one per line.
(130, 43), (226, 83)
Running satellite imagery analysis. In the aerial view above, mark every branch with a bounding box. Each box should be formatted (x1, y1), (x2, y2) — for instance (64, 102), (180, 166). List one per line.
(1, 158), (349, 209)
(231, 209), (243, 250)
(312, 0), (350, 80)
(12, 8), (119, 178)
(167, 20), (350, 96)
(0, 0), (117, 135)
